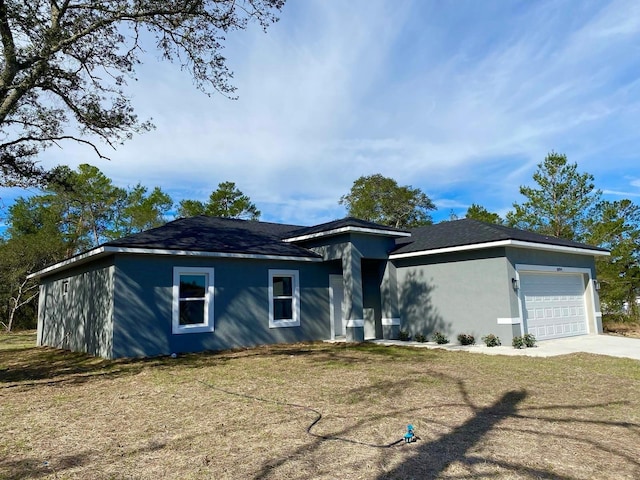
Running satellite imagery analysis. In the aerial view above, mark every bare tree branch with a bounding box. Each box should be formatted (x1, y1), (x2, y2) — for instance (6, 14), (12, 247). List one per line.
(0, 0), (285, 186)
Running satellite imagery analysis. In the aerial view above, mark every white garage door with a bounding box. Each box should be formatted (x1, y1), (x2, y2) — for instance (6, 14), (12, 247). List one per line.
(520, 272), (588, 340)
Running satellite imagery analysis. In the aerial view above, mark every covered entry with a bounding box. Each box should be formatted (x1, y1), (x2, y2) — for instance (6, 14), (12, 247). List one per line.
(519, 270), (589, 340)
(329, 272), (382, 341)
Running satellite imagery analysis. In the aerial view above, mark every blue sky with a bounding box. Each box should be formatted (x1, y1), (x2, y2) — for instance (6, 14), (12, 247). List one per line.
(2, 0), (640, 229)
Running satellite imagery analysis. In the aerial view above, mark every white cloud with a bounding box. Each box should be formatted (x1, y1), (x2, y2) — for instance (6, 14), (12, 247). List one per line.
(5, 0), (640, 227)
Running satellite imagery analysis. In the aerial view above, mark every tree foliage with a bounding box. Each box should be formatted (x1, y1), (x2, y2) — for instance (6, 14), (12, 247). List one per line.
(177, 181), (260, 220)
(506, 152), (601, 241)
(465, 204), (502, 224)
(2, 163), (173, 330)
(0, 228), (66, 332)
(113, 184), (173, 237)
(0, 0), (285, 187)
(47, 164), (128, 250)
(339, 174), (436, 228)
(586, 200), (640, 316)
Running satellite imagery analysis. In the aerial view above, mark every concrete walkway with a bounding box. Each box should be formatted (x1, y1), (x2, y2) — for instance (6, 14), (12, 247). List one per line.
(371, 334), (640, 360)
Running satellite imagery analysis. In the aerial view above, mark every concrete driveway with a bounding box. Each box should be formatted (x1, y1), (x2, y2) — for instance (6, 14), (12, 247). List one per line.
(372, 334), (640, 360)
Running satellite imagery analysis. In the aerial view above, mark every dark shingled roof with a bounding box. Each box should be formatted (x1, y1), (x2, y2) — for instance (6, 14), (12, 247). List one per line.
(284, 217), (410, 239)
(32, 216), (607, 280)
(103, 216), (606, 259)
(105, 216), (320, 258)
(392, 219), (608, 254)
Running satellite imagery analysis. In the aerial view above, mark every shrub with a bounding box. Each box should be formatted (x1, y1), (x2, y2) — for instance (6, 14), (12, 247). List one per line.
(523, 333), (537, 348)
(513, 333), (537, 349)
(512, 336), (525, 349)
(432, 331), (449, 344)
(398, 330), (411, 341)
(414, 333), (427, 343)
(482, 334), (501, 347)
(457, 333), (475, 345)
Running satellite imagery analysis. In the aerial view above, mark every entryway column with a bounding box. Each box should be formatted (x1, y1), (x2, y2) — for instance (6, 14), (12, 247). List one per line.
(381, 262), (400, 339)
(342, 244), (364, 342)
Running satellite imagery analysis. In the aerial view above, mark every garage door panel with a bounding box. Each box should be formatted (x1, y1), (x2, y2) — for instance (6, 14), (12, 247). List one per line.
(520, 272), (588, 341)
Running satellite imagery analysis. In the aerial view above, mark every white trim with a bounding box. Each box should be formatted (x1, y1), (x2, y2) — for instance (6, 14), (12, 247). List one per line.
(346, 319), (365, 328)
(514, 269), (526, 336)
(28, 246), (107, 279)
(284, 226), (411, 243)
(389, 239), (609, 260)
(381, 317), (401, 326)
(595, 312), (602, 317)
(269, 269), (300, 328)
(28, 245), (321, 279)
(497, 317), (521, 325)
(172, 266), (215, 334)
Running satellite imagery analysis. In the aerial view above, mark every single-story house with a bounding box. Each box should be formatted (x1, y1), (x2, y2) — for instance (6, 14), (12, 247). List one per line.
(30, 216), (609, 358)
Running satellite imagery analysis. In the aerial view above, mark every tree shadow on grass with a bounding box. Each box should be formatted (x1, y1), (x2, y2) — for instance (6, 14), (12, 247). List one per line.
(0, 453), (90, 480)
(0, 439), (168, 480)
(0, 342), (385, 389)
(0, 339), (446, 390)
(241, 366), (640, 480)
(379, 390), (542, 479)
(225, 369), (522, 480)
(378, 381), (640, 479)
(0, 346), (167, 388)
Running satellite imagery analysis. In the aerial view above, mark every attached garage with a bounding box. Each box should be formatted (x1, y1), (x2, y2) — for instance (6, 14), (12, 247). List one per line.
(519, 271), (588, 340)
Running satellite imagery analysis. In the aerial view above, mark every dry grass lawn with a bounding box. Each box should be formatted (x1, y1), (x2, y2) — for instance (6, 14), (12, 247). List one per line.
(1, 331), (639, 479)
(604, 320), (640, 339)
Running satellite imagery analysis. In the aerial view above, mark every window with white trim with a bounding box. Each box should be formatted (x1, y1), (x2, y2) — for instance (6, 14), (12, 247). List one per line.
(172, 267), (215, 334)
(269, 269), (300, 328)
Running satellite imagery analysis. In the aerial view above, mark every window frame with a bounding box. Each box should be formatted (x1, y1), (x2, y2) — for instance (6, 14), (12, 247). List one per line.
(172, 266), (215, 334)
(268, 269), (300, 328)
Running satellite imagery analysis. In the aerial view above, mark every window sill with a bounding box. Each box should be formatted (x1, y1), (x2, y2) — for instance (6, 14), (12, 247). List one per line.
(269, 320), (300, 329)
(173, 324), (215, 335)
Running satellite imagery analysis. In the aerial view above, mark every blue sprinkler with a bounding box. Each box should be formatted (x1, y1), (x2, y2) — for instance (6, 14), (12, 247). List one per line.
(404, 424), (416, 443)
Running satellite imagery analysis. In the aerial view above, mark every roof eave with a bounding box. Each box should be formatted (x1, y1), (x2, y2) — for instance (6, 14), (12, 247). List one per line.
(28, 246), (323, 280)
(27, 246), (111, 280)
(389, 239), (610, 260)
(284, 226), (411, 243)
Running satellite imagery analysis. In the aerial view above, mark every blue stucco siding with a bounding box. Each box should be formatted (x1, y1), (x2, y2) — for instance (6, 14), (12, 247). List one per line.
(37, 256), (115, 358)
(349, 233), (398, 259)
(111, 254), (335, 358)
(300, 233), (398, 261)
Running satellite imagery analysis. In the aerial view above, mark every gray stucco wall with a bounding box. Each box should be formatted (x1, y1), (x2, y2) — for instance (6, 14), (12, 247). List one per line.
(393, 246), (602, 344)
(393, 248), (517, 342)
(506, 248), (597, 275)
(37, 257), (115, 358)
(111, 254), (337, 358)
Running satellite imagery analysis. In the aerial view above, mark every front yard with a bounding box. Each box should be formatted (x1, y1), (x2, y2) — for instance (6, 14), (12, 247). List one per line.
(1, 332), (639, 479)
